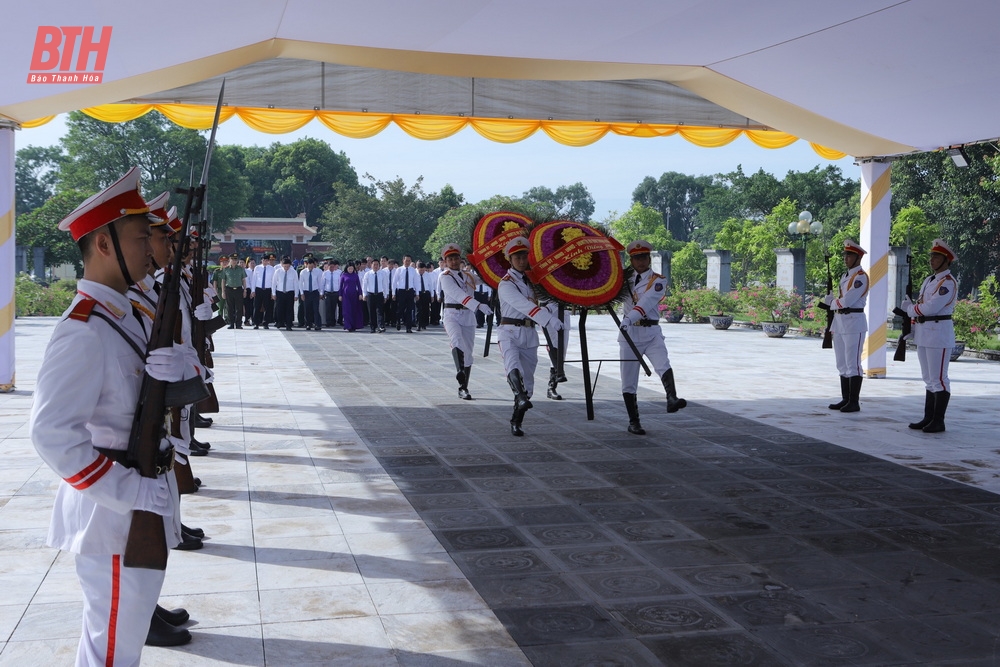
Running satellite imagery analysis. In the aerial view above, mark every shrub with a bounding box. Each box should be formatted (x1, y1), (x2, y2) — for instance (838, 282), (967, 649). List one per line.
(953, 298), (1000, 350)
(14, 274), (76, 316)
(736, 285), (802, 324)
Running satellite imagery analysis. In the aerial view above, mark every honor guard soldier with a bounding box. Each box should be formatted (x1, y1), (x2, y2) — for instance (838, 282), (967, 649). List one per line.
(619, 239), (686, 434)
(439, 243), (492, 399)
(497, 236), (563, 436)
(902, 238), (959, 433)
(29, 168), (187, 665)
(823, 239), (869, 412)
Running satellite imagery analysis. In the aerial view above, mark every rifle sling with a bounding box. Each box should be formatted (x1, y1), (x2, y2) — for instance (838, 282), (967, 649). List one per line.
(91, 311), (146, 361)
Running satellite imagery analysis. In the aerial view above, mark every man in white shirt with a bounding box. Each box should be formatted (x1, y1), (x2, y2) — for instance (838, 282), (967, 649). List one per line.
(393, 254), (420, 333)
(299, 256), (325, 330)
(362, 259), (388, 332)
(272, 256), (299, 331)
(430, 259), (445, 326)
(251, 254), (276, 329)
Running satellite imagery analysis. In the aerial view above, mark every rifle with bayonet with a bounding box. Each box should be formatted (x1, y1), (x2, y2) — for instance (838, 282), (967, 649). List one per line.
(123, 81), (225, 570)
(192, 202), (222, 414)
(817, 251), (834, 349)
(892, 248), (913, 362)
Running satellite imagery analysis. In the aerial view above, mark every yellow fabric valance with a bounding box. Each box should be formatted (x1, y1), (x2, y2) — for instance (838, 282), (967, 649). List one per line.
(24, 104), (847, 159)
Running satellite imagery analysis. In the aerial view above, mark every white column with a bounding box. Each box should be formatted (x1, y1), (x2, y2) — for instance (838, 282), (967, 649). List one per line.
(0, 121), (16, 392)
(859, 160), (892, 379)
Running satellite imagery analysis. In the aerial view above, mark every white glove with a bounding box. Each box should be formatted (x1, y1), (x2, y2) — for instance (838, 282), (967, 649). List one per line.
(621, 312), (637, 328)
(194, 302), (213, 321)
(477, 303), (493, 316)
(145, 346), (185, 382)
(133, 475), (172, 516)
(900, 296), (916, 317)
(204, 286), (217, 300)
(823, 293), (835, 306)
(549, 318), (564, 332)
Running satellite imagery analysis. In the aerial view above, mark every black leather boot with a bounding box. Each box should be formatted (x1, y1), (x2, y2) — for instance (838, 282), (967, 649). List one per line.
(507, 369), (533, 436)
(661, 368), (687, 413)
(840, 375), (863, 413)
(623, 393), (645, 435)
(546, 367), (562, 400)
(181, 523), (205, 539)
(922, 391), (950, 433)
(146, 610), (192, 646)
(155, 604), (190, 626)
(828, 376), (849, 410)
(453, 349), (472, 400)
(194, 414), (213, 428)
(908, 391), (935, 429)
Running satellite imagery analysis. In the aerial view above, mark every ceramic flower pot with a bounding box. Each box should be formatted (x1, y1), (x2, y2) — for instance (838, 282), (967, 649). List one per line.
(709, 315), (733, 330)
(762, 322), (789, 338)
(951, 341), (965, 361)
(661, 311), (684, 323)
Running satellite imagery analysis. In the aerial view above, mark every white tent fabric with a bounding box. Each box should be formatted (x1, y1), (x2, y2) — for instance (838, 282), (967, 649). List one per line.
(2, 0), (999, 156)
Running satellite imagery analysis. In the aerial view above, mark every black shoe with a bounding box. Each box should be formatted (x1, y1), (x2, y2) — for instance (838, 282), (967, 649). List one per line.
(193, 477), (202, 488)
(146, 612), (192, 647)
(263, 323), (269, 329)
(227, 324), (235, 329)
(253, 325), (259, 330)
(155, 604), (190, 627)
(181, 523), (205, 539)
(188, 442), (208, 457)
(840, 376), (863, 413)
(173, 534), (203, 551)
(236, 325), (243, 329)
(922, 391), (950, 433)
(458, 387), (472, 400)
(194, 415), (213, 428)
(287, 326), (293, 331)
(623, 393), (645, 435)
(661, 368), (687, 413)
(510, 421), (524, 436)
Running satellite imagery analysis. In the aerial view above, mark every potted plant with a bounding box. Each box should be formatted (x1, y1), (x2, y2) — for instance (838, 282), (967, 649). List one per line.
(739, 285), (801, 338)
(703, 289), (738, 330)
(658, 288), (685, 323)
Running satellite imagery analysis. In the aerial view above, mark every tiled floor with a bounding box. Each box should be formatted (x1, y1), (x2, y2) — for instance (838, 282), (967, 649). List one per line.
(2, 314), (1000, 665)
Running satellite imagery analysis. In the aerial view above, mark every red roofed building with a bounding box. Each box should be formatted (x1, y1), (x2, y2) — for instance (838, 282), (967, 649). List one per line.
(213, 216), (318, 262)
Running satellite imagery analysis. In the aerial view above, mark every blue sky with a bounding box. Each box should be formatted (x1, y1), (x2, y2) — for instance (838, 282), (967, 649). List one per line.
(19, 114), (855, 220)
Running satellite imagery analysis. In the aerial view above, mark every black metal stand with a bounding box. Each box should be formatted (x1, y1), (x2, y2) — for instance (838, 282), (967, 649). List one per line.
(579, 308), (594, 420)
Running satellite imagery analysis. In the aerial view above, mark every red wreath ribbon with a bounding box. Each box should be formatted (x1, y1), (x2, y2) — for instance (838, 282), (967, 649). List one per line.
(527, 235), (623, 283)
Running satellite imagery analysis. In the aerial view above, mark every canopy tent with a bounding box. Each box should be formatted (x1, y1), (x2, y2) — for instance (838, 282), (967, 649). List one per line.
(3, 0), (1000, 389)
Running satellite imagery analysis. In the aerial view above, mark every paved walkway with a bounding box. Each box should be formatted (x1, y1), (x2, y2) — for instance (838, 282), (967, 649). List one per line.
(1, 315), (999, 665)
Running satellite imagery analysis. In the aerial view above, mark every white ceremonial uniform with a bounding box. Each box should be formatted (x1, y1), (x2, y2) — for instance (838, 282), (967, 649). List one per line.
(439, 267), (480, 364)
(830, 265), (869, 377)
(30, 280), (181, 667)
(497, 268), (558, 397)
(907, 269), (958, 392)
(618, 270), (673, 394)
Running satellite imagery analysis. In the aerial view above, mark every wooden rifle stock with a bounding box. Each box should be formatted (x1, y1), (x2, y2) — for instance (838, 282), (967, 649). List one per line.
(893, 251), (913, 362)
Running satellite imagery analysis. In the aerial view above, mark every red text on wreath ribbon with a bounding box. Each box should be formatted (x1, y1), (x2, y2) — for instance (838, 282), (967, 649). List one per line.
(468, 227), (527, 265)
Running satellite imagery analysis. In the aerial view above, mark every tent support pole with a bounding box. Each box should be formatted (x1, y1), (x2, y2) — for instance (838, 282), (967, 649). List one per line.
(0, 120), (17, 392)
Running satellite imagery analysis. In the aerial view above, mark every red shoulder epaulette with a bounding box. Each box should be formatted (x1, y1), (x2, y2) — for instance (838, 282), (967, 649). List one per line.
(67, 298), (97, 322)
(501, 274), (512, 282)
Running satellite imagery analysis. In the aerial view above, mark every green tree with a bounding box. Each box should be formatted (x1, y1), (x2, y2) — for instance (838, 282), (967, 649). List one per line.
(423, 196), (550, 258)
(15, 145), (66, 214)
(713, 198), (799, 287)
(321, 176), (461, 261)
(14, 190), (89, 274)
(58, 110), (249, 227)
(892, 146), (1000, 288)
(521, 182), (595, 221)
(631, 171), (710, 242)
(890, 204), (939, 260)
(670, 241), (707, 290)
(603, 203), (681, 252)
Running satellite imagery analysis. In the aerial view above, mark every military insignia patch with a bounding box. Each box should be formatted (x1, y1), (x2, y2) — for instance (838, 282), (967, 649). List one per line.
(939, 286), (949, 295)
(654, 283), (664, 292)
(854, 280), (863, 288)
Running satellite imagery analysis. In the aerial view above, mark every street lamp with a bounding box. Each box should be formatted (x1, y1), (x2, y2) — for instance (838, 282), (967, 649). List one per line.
(787, 210), (823, 248)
